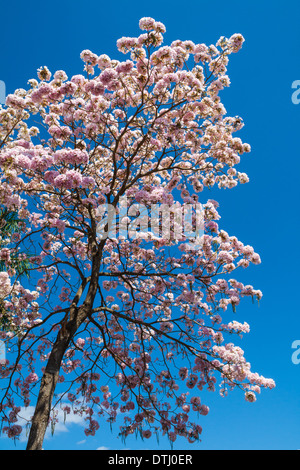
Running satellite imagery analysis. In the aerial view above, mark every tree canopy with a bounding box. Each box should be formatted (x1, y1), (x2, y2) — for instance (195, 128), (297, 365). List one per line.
(0, 17), (275, 449)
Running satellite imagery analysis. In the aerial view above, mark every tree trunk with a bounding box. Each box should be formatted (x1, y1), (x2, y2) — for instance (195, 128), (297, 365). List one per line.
(26, 370), (61, 450)
(26, 303), (95, 449)
(26, 317), (78, 450)
(26, 242), (102, 450)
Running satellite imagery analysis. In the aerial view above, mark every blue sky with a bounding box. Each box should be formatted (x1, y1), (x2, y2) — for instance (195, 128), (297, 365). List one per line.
(1, 0), (300, 450)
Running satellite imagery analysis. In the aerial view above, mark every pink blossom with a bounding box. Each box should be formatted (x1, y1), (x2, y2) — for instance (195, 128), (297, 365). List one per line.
(76, 338), (86, 348)
(25, 372), (38, 384)
(245, 391), (256, 403)
(80, 49), (98, 65)
(99, 68), (118, 85)
(139, 17), (156, 31)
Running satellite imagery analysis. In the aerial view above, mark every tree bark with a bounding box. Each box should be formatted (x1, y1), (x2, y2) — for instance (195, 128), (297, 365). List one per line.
(26, 313), (81, 450)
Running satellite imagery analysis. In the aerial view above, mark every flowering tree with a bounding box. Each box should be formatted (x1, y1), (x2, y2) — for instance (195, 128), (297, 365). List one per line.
(0, 17), (275, 450)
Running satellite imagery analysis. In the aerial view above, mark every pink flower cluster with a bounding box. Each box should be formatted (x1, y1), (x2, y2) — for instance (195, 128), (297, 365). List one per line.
(53, 170), (95, 190)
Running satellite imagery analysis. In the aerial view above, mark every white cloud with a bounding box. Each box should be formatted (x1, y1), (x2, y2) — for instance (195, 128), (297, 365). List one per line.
(2, 403), (86, 443)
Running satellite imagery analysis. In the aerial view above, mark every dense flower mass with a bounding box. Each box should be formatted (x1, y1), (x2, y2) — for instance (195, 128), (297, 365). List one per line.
(0, 17), (274, 448)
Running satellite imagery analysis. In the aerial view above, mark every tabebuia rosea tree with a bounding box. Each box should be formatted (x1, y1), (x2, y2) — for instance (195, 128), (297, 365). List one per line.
(0, 17), (275, 450)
